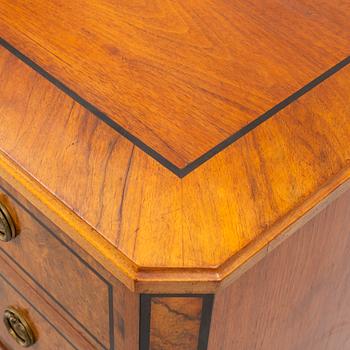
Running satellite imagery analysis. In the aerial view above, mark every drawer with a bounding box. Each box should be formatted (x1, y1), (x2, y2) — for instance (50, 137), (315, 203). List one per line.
(0, 184), (113, 350)
(0, 260), (75, 350)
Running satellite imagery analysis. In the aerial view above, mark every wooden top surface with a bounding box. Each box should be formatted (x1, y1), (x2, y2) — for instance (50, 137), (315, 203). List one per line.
(1, 0), (350, 175)
(1, 44), (350, 292)
(1, 2), (350, 292)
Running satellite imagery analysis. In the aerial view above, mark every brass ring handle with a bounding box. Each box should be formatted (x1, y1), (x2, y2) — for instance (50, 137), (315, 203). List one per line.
(0, 202), (16, 242)
(3, 307), (35, 347)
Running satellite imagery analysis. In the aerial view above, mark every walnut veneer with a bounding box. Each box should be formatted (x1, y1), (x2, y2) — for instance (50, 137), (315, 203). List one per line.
(0, 1), (350, 349)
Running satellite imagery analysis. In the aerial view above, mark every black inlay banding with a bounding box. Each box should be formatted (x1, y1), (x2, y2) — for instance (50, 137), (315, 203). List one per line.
(0, 37), (180, 177)
(140, 294), (214, 350)
(180, 55), (350, 176)
(1, 37), (349, 178)
(0, 185), (115, 350)
(198, 295), (214, 350)
(139, 295), (152, 350)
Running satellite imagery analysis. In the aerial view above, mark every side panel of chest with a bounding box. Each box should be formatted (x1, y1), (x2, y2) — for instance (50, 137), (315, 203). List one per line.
(208, 187), (350, 350)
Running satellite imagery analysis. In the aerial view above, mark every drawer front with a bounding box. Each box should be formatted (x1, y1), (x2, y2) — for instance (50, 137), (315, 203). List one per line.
(0, 185), (114, 350)
(0, 266), (75, 350)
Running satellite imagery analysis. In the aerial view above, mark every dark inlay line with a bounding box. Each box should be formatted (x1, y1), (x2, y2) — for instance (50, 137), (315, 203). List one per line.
(1, 37), (349, 178)
(0, 37), (181, 177)
(198, 295), (214, 350)
(139, 295), (152, 350)
(179, 55), (350, 177)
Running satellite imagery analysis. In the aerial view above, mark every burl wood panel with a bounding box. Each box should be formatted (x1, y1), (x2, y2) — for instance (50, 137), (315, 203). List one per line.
(0, 183), (111, 349)
(208, 188), (350, 350)
(2, 42), (350, 294)
(0, 263), (75, 350)
(1, 1), (350, 167)
(149, 297), (203, 350)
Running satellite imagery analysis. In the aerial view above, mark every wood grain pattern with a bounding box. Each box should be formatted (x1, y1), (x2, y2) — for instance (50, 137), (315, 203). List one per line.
(149, 297), (203, 350)
(0, 259), (99, 350)
(208, 187), (350, 350)
(1, 3), (350, 349)
(113, 284), (139, 350)
(1, 40), (350, 293)
(0, 177), (141, 350)
(0, 186), (111, 349)
(0, 179), (139, 350)
(0, 257), (77, 350)
(0, 248), (107, 350)
(1, 0), (350, 167)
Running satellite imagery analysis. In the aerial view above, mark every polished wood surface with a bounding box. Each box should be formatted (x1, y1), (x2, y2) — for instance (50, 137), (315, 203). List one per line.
(0, 252), (103, 350)
(209, 188), (350, 350)
(0, 258), (76, 350)
(149, 297), (202, 350)
(1, 41), (350, 292)
(0, 184), (111, 348)
(1, 1), (350, 167)
(113, 283), (139, 350)
(1, 2), (350, 349)
(0, 177), (140, 350)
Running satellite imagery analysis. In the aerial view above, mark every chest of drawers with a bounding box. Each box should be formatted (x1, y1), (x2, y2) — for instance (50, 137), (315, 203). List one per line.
(1, 1), (350, 349)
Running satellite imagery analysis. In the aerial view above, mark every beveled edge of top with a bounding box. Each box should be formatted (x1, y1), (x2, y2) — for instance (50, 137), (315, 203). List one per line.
(0, 147), (349, 293)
